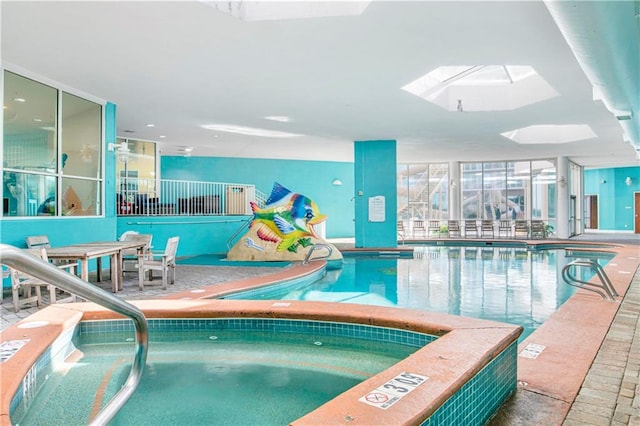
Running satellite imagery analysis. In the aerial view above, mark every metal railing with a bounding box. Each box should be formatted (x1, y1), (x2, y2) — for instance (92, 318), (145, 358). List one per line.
(1, 244), (149, 425)
(303, 243), (334, 264)
(116, 178), (267, 216)
(561, 259), (619, 301)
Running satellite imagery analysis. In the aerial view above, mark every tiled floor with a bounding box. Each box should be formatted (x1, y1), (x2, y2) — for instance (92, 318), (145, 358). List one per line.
(2, 232), (639, 425)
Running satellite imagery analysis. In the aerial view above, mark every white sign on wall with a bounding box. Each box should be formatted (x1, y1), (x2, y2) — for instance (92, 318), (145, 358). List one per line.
(368, 195), (385, 222)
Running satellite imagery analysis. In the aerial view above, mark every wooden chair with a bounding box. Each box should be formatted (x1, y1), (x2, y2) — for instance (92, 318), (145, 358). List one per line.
(447, 220), (461, 238)
(9, 248), (78, 312)
(514, 220), (529, 239)
(137, 236), (180, 290)
(25, 235), (52, 249)
(464, 220), (478, 238)
(428, 220), (441, 238)
(412, 220), (427, 238)
(498, 220), (512, 238)
(481, 220), (495, 238)
(121, 233), (153, 275)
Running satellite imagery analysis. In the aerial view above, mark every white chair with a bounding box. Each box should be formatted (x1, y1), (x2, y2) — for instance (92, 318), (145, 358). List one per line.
(137, 236), (180, 290)
(121, 233), (153, 275)
(9, 248), (78, 312)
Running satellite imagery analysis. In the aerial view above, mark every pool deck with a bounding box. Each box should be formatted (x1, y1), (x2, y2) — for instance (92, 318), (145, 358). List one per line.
(1, 232), (639, 425)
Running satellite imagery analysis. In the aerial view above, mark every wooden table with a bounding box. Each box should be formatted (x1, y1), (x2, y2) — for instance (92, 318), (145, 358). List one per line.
(46, 240), (147, 292)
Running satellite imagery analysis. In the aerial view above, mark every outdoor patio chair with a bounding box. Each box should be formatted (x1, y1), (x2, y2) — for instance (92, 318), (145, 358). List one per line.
(530, 220), (547, 239)
(137, 236), (180, 290)
(412, 220), (426, 238)
(498, 220), (512, 238)
(481, 220), (495, 238)
(447, 220), (461, 238)
(428, 220), (441, 238)
(464, 220), (479, 238)
(9, 248), (78, 312)
(514, 220), (529, 239)
(121, 233), (153, 275)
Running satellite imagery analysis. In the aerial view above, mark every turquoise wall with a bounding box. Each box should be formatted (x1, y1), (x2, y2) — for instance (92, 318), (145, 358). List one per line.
(160, 156), (355, 238)
(584, 166), (640, 231)
(354, 140), (397, 248)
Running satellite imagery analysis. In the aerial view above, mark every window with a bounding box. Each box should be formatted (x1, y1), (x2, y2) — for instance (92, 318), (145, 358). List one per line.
(2, 70), (103, 217)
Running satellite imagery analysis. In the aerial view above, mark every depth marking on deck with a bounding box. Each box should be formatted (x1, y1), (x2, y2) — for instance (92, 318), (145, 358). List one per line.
(519, 343), (546, 359)
(359, 372), (428, 410)
(0, 339), (30, 363)
(272, 302), (290, 307)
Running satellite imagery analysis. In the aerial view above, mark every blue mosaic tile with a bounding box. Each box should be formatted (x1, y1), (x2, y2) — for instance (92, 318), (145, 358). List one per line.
(421, 341), (518, 425)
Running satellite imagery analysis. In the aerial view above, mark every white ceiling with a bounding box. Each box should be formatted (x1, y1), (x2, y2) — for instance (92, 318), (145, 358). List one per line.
(2, 1), (638, 168)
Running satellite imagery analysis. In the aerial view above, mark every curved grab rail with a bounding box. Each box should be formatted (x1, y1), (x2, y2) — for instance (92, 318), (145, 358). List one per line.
(0, 244), (148, 425)
(226, 219), (251, 250)
(303, 243), (333, 264)
(561, 259), (618, 301)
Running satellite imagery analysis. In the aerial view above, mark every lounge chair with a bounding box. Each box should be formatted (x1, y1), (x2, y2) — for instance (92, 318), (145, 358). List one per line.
(530, 220), (546, 239)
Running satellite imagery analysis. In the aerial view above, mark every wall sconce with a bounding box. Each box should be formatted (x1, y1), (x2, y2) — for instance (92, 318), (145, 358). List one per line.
(625, 177), (632, 186)
(332, 179), (343, 186)
(558, 176), (567, 188)
(108, 141), (130, 164)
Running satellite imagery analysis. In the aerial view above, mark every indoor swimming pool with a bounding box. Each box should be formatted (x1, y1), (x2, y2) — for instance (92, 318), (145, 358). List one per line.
(224, 246), (613, 340)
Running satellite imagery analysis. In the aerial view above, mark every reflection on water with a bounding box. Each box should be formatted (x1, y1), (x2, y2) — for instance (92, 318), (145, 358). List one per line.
(230, 247), (612, 340)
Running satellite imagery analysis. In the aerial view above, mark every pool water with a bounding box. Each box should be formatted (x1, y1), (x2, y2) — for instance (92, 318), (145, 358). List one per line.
(14, 329), (419, 425)
(227, 246), (612, 340)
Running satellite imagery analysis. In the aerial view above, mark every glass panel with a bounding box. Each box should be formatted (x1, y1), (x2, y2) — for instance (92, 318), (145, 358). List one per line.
(115, 138), (157, 200)
(61, 177), (99, 216)
(461, 163), (482, 219)
(3, 71), (58, 171)
(483, 162), (505, 219)
(531, 160), (556, 220)
(407, 165), (429, 221)
(61, 92), (102, 179)
(397, 164), (409, 222)
(507, 162), (528, 220)
(3, 171), (56, 216)
(428, 163), (448, 220)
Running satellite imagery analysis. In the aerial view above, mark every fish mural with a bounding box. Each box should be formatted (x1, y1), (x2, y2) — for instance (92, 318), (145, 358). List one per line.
(250, 182), (327, 252)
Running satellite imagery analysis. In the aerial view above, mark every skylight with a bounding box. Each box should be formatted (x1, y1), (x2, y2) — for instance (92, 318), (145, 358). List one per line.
(201, 124), (301, 138)
(401, 65), (558, 112)
(501, 124), (597, 144)
(203, 1), (371, 21)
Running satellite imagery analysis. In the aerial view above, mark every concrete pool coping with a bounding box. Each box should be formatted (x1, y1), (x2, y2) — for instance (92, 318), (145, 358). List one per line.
(1, 239), (638, 424)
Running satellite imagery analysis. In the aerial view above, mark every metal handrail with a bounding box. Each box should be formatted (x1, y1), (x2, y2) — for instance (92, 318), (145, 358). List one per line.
(226, 219), (251, 249)
(561, 259), (619, 301)
(0, 244), (149, 425)
(303, 243), (334, 264)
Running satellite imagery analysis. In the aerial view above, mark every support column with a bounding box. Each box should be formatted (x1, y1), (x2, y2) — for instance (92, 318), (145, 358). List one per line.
(354, 140), (397, 248)
(556, 156), (570, 238)
(449, 161), (460, 220)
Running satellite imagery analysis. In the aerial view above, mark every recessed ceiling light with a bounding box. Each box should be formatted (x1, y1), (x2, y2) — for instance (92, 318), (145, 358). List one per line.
(146, 123), (155, 128)
(159, 135), (166, 138)
(13, 97), (26, 103)
(33, 118), (42, 122)
(204, 1), (371, 21)
(264, 115), (292, 123)
(201, 124), (301, 138)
